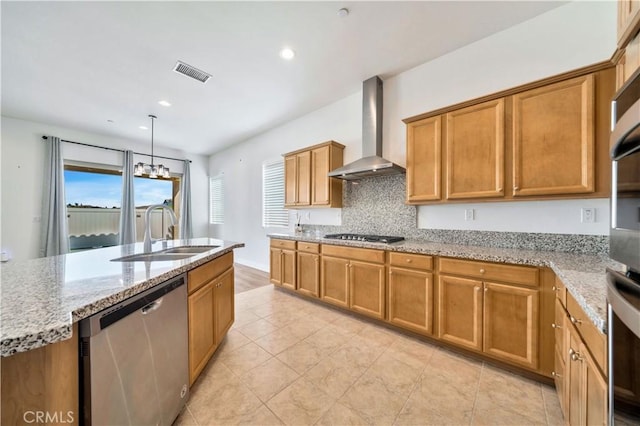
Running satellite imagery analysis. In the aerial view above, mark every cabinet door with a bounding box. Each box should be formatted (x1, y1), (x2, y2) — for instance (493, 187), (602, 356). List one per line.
(188, 281), (215, 385)
(553, 348), (567, 417)
(582, 342), (607, 426)
(214, 268), (234, 346)
(281, 249), (297, 290)
(437, 275), (483, 351)
(406, 116), (441, 202)
(296, 151), (311, 206)
(311, 145), (331, 206)
(321, 256), (349, 308)
(512, 75), (594, 196)
(269, 248), (282, 285)
(567, 323), (583, 426)
(618, 0), (640, 47)
(388, 267), (433, 335)
(483, 282), (539, 370)
(445, 99), (504, 199)
(284, 155), (298, 207)
(349, 260), (385, 320)
(297, 252), (319, 297)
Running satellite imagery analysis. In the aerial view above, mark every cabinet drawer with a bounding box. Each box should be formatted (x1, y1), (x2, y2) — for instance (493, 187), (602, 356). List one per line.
(321, 244), (385, 264)
(389, 252), (433, 270)
(439, 257), (539, 287)
(188, 252), (233, 294)
(270, 239), (296, 250)
(554, 276), (567, 307)
(566, 291), (606, 374)
(297, 242), (320, 253)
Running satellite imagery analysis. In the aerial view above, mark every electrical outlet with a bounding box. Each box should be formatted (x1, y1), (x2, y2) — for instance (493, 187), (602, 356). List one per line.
(32, 216), (41, 223)
(464, 209), (475, 221)
(581, 208), (595, 223)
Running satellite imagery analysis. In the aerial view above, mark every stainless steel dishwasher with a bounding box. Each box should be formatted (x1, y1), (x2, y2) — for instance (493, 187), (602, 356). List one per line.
(80, 274), (189, 426)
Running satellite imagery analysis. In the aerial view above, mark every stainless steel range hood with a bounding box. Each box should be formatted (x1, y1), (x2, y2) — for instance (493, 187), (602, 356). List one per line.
(328, 76), (405, 181)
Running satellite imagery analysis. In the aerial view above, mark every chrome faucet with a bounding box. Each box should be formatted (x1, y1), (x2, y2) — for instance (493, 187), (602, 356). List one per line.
(143, 204), (178, 253)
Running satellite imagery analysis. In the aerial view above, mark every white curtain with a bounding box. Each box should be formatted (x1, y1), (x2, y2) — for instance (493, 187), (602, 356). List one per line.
(118, 150), (136, 245)
(40, 136), (69, 257)
(179, 160), (193, 239)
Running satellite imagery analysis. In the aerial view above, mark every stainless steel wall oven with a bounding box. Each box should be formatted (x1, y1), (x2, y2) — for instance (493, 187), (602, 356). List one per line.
(608, 70), (640, 425)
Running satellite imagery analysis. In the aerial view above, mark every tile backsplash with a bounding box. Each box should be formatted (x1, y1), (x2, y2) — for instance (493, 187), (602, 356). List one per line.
(303, 174), (609, 255)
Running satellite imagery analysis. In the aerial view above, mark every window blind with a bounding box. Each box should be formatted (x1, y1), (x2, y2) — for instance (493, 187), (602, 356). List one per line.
(263, 160), (288, 227)
(209, 175), (224, 224)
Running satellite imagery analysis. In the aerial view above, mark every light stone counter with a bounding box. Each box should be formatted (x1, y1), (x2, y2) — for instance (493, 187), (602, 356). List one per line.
(269, 232), (624, 334)
(0, 238), (244, 356)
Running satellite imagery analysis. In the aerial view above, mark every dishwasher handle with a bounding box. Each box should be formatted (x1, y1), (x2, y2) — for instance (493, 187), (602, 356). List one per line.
(141, 299), (163, 315)
(80, 274), (185, 337)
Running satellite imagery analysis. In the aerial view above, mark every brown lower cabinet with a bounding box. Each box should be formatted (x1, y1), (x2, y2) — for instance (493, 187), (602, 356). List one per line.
(554, 281), (607, 426)
(388, 252), (434, 336)
(297, 242), (320, 297)
(438, 258), (540, 371)
(320, 245), (385, 319)
(187, 252), (235, 385)
(270, 239), (296, 290)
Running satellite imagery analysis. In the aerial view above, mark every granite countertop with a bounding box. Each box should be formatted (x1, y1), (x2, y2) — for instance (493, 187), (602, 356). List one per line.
(269, 232), (624, 334)
(0, 238), (244, 357)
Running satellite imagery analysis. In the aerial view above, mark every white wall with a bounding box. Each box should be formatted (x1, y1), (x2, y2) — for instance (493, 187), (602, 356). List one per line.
(0, 116), (209, 261)
(209, 93), (361, 270)
(211, 0), (617, 271)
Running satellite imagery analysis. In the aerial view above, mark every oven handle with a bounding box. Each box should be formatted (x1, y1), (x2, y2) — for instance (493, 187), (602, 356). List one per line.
(606, 268), (640, 339)
(610, 95), (640, 159)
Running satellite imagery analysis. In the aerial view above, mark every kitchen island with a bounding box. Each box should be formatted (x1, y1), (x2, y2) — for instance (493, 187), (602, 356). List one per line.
(0, 238), (243, 425)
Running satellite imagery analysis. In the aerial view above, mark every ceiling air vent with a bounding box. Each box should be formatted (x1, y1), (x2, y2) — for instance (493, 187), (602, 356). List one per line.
(173, 60), (212, 84)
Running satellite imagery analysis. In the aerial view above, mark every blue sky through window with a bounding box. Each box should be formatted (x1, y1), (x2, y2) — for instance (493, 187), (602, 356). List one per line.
(65, 170), (173, 208)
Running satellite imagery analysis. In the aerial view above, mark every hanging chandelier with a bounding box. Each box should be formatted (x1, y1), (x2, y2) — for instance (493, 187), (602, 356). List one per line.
(134, 114), (170, 179)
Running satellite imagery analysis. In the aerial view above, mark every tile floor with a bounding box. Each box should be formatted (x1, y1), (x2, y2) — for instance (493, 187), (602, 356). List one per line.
(175, 284), (564, 426)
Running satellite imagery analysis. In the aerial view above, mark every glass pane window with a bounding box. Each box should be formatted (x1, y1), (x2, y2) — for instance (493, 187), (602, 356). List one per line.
(262, 160), (288, 228)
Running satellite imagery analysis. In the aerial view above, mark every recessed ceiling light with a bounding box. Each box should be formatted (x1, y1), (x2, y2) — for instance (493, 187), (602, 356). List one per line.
(107, 119), (114, 123)
(280, 47), (295, 60)
(337, 8), (349, 17)
(158, 100), (171, 107)
(139, 126), (148, 130)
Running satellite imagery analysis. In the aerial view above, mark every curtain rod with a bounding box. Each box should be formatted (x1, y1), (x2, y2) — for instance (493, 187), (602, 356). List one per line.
(41, 136), (192, 163)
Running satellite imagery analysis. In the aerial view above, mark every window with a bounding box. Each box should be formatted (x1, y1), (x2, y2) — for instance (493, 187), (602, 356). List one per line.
(262, 160), (288, 227)
(209, 174), (224, 224)
(64, 164), (178, 250)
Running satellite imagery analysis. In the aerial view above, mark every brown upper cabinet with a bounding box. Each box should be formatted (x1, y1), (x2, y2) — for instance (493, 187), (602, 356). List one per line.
(445, 99), (505, 200)
(284, 141), (345, 208)
(406, 116), (441, 202)
(512, 75), (594, 197)
(618, 0), (640, 49)
(404, 66), (614, 205)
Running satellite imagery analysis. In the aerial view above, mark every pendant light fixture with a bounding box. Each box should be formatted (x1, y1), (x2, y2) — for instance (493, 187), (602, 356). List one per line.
(134, 114), (170, 178)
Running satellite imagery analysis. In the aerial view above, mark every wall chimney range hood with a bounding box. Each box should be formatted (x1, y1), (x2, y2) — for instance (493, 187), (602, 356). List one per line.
(328, 76), (405, 181)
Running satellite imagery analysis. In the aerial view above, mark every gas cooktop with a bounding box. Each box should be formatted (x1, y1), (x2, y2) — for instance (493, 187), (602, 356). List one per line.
(323, 233), (405, 244)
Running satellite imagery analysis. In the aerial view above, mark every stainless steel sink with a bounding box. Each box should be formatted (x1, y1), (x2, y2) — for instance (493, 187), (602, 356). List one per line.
(162, 246), (219, 254)
(111, 253), (197, 262)
(111, 246), (219, 262)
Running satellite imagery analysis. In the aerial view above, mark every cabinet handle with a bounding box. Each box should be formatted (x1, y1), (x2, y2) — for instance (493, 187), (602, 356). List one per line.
(551, 371), (562, 378)
(552, 286), (557, 291)
(475, 287), (481, 292)
(484, 288), (488, 292)
(479, 268), (485, 274)
(390, 271), (394, 276)
(498, 187), (503, 192)
(406, 259), (412, 263)
(569, 349), (583, 362)
(570, 316), (582, 325)
(514, 186), (520, 191)
(551, 323), (562, 329)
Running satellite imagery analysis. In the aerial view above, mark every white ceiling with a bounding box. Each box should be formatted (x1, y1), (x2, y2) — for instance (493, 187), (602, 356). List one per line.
(1, 1), (565, 156)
